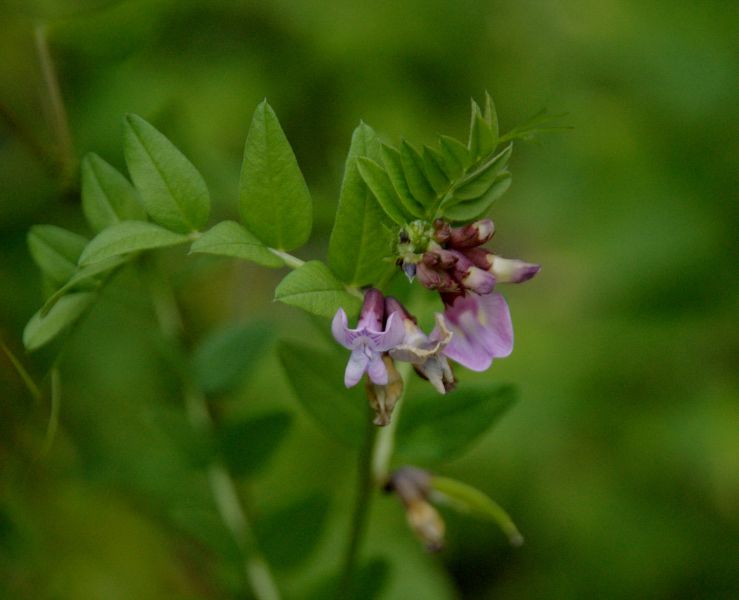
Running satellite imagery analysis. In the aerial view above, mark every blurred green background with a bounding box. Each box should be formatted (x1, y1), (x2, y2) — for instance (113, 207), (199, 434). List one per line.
(1, 0), (737, 598)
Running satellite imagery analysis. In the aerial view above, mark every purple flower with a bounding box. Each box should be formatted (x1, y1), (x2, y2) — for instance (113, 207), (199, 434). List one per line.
(385, 297), (456, 394)
(441, 292), (514, 371)
(332, 288), (405, 388)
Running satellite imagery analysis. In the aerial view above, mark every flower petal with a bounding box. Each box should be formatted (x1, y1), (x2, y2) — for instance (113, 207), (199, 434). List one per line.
(374, 311), (406, 352)
(367, 353), (389, 385)
(331, 308), (353, 349)
(479, 292), (514, 357)
(344, 349), (370, 387)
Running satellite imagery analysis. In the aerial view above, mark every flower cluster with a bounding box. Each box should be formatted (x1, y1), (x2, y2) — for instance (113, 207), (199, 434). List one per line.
(332, 217), (539, 424)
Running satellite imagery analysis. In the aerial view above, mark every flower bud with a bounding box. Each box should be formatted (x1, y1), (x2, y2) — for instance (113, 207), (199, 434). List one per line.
(416, 263), (460, 293)
(448, 250), (495, 295)
(448, 219), (495, 249)
(488, 256), (540, 283)
(358, 288), (385, 330)
(432, 219), (451, 244)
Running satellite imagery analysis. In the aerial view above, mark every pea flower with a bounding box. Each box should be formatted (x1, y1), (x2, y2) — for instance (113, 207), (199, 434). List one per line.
(441, 291), (514, 372)
(332, 288), (405, 388)
(385, 296), (456, 394)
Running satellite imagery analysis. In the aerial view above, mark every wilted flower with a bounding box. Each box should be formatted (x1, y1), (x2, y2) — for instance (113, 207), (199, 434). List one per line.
(385, 297), (456, 394)
(442, 291), (513, 371)
(385, 466), (445, 552)
(365, 355), (404, 426)
(332, 288), (405, 387)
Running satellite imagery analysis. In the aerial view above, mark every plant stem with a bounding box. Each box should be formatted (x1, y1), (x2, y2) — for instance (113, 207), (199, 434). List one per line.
(371, 361), (411, 484)
(33, 22), (76, 186)
(335, 361), (413, 598)
(144, 261), (281, 600)
(336, 411), (378, 599)
(42, 367), (61, 455)
(268, 248), (304, 269)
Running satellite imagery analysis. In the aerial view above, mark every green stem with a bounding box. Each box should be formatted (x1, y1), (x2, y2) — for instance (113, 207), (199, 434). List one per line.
(336, 412), (378, 599)
(33, 22), (76, 185)
(269, 247), (363, 299)
(336, 361), (412, 598)
(144, 261), (281, 600)
(41, 367), (61, 454)
(371, 361), (411, 484)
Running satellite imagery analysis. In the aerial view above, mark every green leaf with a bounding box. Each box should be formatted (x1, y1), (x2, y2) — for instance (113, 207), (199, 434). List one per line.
(431, 476), (523, 546)
(192, 322), (273, 395)
(380, 144), (425, 217)
(443, 173), (511, 222)
(23, 292), (96, 351)
(239, 100), (313, 250)
(439, 135), (472, 176)
(123, 113), (210, 233)
(27, 225), (88, 286)
(78, 221), (190, 266)
(255, 494), (330, 570)
(219, 411), (292, 477)
(399, 140), (436, 209)
(451, 143), (512, 202)
(470, 113), (496, 160)
(498, 108), (571, 144)
(81, 152), (146, 232)
(277, 340), (366, 446)
(483, 91), (500, 141)
(41, 256), (127, 316)
(190, 220), (284, 268)
(396, 383), (517, 463)
(275, 260), (362, 318)
(328, 123), (395, 286)
(422, 145), (450, 194)
(356, 157), (410, 225)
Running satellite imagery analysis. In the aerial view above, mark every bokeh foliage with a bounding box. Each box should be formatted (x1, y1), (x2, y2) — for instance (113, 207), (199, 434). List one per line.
(1, 0), (737, 598)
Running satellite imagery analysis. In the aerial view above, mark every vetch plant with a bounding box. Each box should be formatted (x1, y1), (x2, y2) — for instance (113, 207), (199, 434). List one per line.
(22, 93), (561, 599)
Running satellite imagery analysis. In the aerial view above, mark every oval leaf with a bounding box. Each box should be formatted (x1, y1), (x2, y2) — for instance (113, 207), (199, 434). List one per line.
(443, 173), (511, 222)
(81, 152), (146, 232)
(192, 322), (274, 395)
(219, 411), (292, 477)
(381, 144), (425, 218)
(23, 292), (96, 351)
(27, 225), (88, 287)
(439, 135), (472, 175)
(78, 221), (189, 266)
(190, 220), (284, 268)
(451, 144), (512, 202)
(277, 340), (366, 446)
(356, 157), (410, 225)
(328, 123), (395, 286)
(422, 145), (450, 194)
(396, 383), (517, 463)
(274, 260), (361, 319)
(255, 494), (330, 570)
(399, 140), (436, 209)
(239, 100), (312, 251)
(124, 113), (210, 233)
